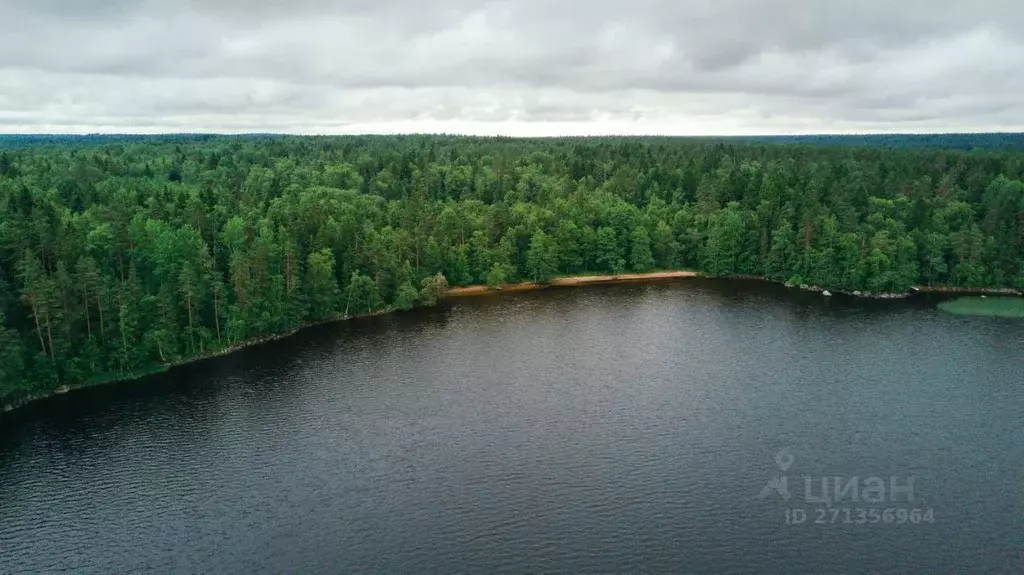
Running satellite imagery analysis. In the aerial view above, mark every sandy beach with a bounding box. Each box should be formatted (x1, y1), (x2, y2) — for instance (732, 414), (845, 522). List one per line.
(446, 270), (699, 296)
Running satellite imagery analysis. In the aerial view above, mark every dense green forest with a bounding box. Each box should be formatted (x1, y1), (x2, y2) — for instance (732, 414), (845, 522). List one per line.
(2, 135), (1024, 405)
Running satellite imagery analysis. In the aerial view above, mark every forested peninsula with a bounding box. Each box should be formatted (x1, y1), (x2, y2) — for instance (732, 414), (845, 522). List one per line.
(2, 134), (1024, 408)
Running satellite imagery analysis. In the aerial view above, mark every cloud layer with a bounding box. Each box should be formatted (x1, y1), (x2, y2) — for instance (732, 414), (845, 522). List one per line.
(3, 0), (1024, 134)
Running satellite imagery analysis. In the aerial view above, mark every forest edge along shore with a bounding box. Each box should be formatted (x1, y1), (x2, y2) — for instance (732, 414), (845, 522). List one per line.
(4, 270), (1019, 416)
(449, 271), (1024, 299)
(5, 136), (1024, 423)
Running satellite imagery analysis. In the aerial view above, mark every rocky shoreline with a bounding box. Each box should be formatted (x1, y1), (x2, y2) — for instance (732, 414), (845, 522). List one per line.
(722, 274), (1021, 299)
(783, 281), (910, 299)
(912, 285), (1022, 295)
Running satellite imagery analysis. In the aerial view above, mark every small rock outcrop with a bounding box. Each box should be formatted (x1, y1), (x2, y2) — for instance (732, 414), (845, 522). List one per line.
(822, 290), (832, 297)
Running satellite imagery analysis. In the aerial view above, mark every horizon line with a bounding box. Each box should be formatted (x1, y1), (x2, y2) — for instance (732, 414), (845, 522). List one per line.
(3, 131), (1024, 138)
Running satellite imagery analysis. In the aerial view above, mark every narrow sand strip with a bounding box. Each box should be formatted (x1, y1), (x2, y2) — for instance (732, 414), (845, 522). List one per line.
(447, 271), (699, 296)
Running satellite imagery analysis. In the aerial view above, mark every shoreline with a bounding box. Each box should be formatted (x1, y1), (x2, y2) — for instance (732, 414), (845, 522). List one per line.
(911, 285), (1022, 295)
(450, 270), (1022, 299)
(1, 308), (394, 416)
(446, 270), (700, 296)
(715, 274), (1023, 299)
(4, 271), (1020, 416)
(4, 271), (702, 415)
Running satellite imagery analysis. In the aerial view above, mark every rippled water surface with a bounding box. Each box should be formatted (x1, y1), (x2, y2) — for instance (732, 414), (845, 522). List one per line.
(2, 279), (1023, 573)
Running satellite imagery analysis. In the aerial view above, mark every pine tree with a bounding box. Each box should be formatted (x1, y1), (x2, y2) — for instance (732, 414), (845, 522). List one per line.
(307, 248), (341, 319)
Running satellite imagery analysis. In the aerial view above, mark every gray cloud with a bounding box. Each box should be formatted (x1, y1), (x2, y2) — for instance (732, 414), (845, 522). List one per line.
(2, 0), (1024, 134)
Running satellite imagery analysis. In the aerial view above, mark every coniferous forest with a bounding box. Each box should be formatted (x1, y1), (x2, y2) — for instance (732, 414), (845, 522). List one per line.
(2, 135), (1024, 405)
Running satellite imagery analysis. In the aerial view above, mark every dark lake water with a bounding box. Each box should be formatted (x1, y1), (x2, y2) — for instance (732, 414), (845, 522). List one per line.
(2, 279), (1023, 574)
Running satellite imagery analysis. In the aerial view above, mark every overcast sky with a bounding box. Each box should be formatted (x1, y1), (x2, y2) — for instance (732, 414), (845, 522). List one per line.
(2, 0), (1024, 135)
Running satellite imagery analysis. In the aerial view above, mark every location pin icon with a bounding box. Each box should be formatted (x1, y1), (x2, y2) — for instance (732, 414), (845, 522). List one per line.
(775, 447), (794, 471)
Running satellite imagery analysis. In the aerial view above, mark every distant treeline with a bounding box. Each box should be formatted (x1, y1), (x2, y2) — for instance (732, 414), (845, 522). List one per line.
(0, 134), (274, 149)
(1, 135), (1023, 403)
(5, 132), (1024, 151)
(735, 133), (1024, 151)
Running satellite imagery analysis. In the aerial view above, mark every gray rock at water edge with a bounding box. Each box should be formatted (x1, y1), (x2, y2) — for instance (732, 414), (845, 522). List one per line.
(878, 293), (910, 300)
(800, 284), (810, 290)
(852, 291), (863, 297)
(822, 290), (832, 297)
